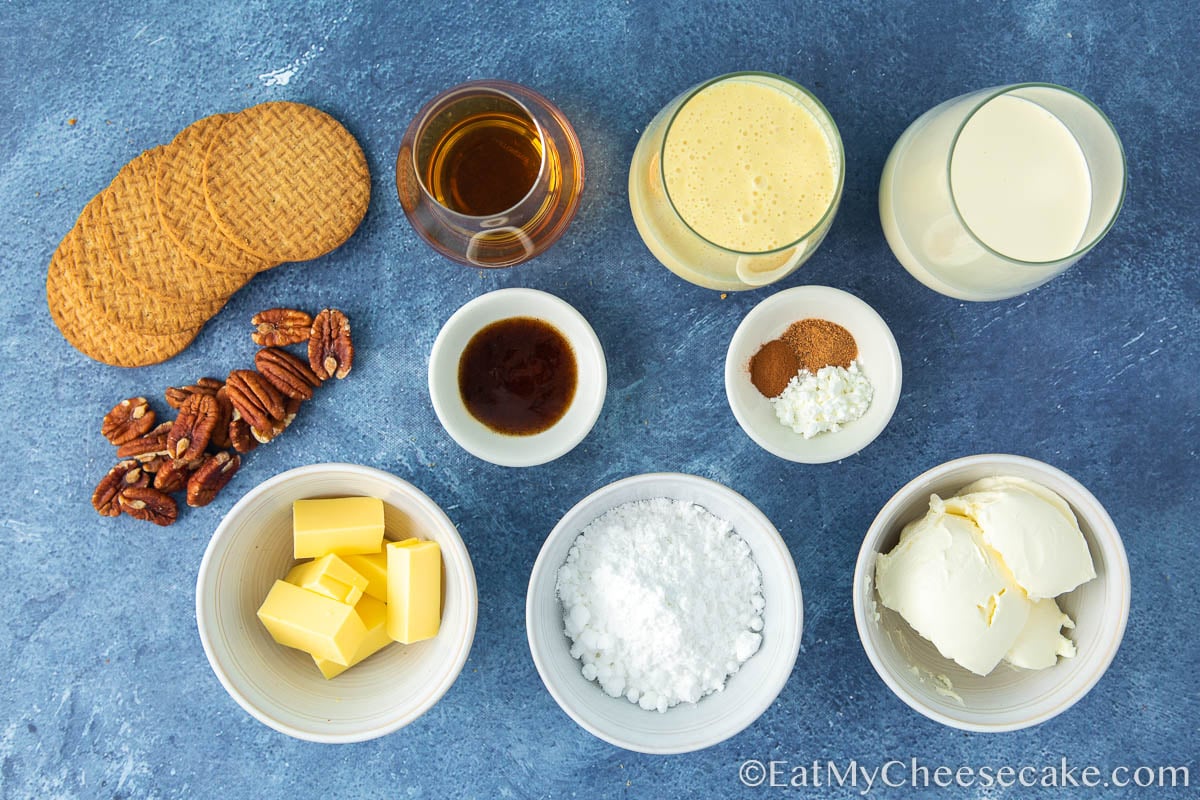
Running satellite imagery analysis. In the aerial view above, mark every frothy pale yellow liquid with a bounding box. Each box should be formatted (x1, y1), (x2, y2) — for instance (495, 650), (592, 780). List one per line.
(663, 79), (836, 253)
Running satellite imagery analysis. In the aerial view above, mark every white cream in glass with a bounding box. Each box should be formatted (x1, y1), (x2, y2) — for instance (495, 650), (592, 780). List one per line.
(879, 83), (1125, 301)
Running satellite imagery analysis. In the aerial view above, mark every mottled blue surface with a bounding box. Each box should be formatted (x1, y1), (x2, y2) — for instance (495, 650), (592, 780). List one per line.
(2, 1), (1197, 797)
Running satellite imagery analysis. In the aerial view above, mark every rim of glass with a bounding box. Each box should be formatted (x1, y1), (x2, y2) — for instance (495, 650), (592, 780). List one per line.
(658, 71), (846, 257)
(946, 82), (1128, 267)
(409, 79), (548, 221)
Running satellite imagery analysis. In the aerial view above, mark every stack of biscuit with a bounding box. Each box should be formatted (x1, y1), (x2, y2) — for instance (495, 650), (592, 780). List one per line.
(47, 101), (370, 367)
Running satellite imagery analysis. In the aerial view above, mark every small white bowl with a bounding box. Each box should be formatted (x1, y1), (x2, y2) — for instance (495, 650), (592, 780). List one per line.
(526, 472), (803, 754)
(196, 463), (478, 743)
(725, 285), (902, 463)
(852, 454), (1130, 732)
(429, 288), (607, 468)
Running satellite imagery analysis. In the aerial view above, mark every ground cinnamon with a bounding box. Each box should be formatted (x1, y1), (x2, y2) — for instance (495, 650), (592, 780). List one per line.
(749, 339), (799, 397)
(783, 318), (857, 373)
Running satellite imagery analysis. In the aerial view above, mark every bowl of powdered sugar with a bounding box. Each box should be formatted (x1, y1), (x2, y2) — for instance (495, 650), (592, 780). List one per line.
(526, 472), (803, 754)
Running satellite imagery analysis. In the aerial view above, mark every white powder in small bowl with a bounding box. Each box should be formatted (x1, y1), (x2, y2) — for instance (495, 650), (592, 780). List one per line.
(555, 497), (764, 713)
(772, 360), (873, 438)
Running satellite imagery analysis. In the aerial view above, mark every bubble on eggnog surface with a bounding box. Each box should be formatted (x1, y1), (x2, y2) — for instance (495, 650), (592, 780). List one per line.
(663, 79), (836, 253)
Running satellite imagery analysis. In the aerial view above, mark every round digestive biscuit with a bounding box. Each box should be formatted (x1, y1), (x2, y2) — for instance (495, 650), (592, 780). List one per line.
(155, 114), (276, 276)
(97, 148), (249, 303)
(203, 102), (370, 262)
(73, 194), (225, 334)
(47, 230), (199, 367)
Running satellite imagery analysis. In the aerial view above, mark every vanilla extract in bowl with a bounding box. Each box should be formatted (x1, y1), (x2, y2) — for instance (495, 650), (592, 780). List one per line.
(458, 317), (577, 435)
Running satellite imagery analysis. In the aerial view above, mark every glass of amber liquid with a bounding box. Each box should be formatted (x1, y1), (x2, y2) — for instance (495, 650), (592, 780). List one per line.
(397, 80), (585, 268)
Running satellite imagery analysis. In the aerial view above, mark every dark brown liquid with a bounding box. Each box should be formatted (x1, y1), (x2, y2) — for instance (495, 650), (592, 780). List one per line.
(458, 317), (577, 436)
(426, 111), (543, 217)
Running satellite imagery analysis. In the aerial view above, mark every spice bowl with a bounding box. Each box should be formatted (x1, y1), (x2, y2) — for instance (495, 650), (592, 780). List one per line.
(196, 463), (478, 743)
(526, 472), (804, 754)
(725, 285), (902, 463)
(429, 288), (607, 468)
(853, 454), (1130, 731)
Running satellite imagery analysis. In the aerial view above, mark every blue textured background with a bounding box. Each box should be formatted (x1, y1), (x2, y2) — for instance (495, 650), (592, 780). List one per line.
(2, 1), (1197, 797)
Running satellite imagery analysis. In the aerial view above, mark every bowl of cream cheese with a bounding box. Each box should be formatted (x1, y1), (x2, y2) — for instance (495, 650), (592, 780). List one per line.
(852, 454), (1130, 731)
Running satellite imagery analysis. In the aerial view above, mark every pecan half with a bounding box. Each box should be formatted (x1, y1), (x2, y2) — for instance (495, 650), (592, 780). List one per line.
(92, 460), (151, 517)
(225, 369), (285, 432)
(228, 412), (258, 454)
(101, 397), (156, 445)
(255, 347), (321, 400)
(115, 421), (172, 461)
(153, 457), (197, 493)
(210, 386), (234, 450)
(252, 395), (302, 444)
(252, 308), (313, 347)
(164, 377), (223, 409)
(308, 308), (353, 380)
(140, 455), (168, 473)
(118, 486), (178, 526)
(168, 393), (218, 462)
(187, 451), (240, 507)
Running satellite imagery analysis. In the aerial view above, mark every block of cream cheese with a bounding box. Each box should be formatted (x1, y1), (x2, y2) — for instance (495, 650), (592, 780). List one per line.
(942, 476), (1095, 600)
(1005, 597), (1077, 670)
(285, 553), (369, 606)
(313, 594), (393, 679)
(386, 539), (442, 644)
(256, 580), (368, 666)
(293, 496), (384, 559)
(342, 547), (403, 603)
(875, 502), (1032, 676)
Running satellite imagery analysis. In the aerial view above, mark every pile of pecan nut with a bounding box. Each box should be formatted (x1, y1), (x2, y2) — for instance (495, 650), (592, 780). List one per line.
(91, 308), (354, 526)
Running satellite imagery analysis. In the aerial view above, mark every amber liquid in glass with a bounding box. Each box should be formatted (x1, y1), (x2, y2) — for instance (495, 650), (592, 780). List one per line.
(424, 111), (544, 217)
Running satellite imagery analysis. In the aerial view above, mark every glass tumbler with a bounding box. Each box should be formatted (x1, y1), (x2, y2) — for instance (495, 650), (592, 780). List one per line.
(396, 80), (585, 268)
(628, 72), (845, 292)
(879, 83), (1126, 301)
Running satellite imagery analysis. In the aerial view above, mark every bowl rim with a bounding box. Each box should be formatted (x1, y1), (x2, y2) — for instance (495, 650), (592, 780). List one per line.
(428, 287), (608, 468)
(195, 462), (479, 743)
(851, 453), (1131, 732)
(525, 471), (804, 754)
(724, 284), (902, 464)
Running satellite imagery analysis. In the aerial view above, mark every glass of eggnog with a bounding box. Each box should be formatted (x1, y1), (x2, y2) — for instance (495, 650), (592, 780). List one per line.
(629, 72), (845, 291)
(879, 83), (1126, 301)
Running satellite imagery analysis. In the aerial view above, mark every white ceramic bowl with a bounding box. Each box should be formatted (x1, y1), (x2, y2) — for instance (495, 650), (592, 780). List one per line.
(196, 463), (478, 743)
(526, 472), (803, 754)
(853, 454), (1130, 732)
(725, 285), (902, 463)
(429, 288), (607, 468)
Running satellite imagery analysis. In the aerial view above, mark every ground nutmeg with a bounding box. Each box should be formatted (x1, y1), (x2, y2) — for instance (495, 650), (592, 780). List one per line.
(783, 319), (857, 373)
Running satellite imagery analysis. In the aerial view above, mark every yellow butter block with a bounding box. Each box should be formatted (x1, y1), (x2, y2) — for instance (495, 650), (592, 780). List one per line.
(386, 540), (442, 644)
(256, 580), (367, 666)
(312, 594), (393, 679)
(293, 497), (384, 559)
(343, 543), (410, 602)
(285, 553), (369, 606)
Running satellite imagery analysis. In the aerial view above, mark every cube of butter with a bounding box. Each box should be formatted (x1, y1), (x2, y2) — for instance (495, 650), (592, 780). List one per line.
(285, 553), (370, 606)
(343, 545), (407, 602)
(386, 540), (442, 644)
(257, 580), (367, 666)
(293, 497), (384, 559)
(312, 594), (393, 679)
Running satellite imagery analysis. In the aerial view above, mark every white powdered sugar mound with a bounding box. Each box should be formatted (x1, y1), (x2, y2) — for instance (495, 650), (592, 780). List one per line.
(555, 497), (764, 713)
